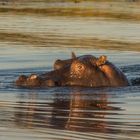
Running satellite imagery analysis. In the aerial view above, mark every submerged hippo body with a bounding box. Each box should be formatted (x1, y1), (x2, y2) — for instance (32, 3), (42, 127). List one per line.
(16, 53), (130, 88)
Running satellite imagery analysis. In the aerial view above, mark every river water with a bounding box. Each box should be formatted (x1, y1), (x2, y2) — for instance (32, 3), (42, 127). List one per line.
(0, 1), (140, 140)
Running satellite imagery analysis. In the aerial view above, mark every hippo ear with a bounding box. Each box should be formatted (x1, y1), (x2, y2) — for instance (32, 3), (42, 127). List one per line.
(96, 55), (107, 66)
(71, 52), (77, 59)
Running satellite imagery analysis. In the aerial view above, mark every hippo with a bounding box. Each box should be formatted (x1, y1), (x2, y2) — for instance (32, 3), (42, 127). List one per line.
(16, 52), (130, 88)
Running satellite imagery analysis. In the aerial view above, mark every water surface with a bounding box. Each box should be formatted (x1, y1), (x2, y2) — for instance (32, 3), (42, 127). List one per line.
(0, 0), (140, 140)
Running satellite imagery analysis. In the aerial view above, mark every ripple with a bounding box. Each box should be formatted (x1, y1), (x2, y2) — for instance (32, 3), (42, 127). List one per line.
(0, 87), (140, 139)
(0, 0), (140, 21)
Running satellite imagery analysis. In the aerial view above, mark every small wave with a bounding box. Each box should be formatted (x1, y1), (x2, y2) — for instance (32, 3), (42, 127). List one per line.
(0, 89), (140, 140)
(0, 4), (140, 21)
(121, 64), (140, 86)
(0, 32), (140, 51)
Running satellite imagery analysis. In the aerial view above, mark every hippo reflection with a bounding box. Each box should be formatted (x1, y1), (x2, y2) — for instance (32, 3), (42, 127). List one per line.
(16, 52), (130, 88)
(14, 91), (121, 133)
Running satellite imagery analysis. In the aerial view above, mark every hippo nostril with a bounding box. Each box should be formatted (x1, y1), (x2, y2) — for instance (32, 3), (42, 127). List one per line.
(30, 74), (38, 80)
(27, 74), (39, 81)
(16, 75), (27, 85)
(18, 75), (27, 81)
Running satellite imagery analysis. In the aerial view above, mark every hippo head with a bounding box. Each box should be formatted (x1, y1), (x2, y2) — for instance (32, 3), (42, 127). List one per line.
(53, 52), (129, 87)
(53, 53), (110, 87)
(16, 52), (129, 88)
(16, 74), (41, 87)
(16, 74), (56, 87)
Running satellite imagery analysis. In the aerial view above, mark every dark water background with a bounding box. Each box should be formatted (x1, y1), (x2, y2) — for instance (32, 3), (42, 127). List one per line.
(0, 0), (140, 140)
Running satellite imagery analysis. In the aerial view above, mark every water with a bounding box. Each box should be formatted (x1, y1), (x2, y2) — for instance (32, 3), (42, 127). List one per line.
(0, 0), (140, 140)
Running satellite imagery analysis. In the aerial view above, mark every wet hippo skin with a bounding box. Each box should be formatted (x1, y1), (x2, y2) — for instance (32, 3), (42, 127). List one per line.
(16, 52), (130, 88)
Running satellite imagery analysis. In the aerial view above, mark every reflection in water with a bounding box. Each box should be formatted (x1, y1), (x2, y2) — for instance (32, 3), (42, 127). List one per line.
(14, 90), (122, 133)
(0, 86), (140, 139)
(65, 92), (120, 133)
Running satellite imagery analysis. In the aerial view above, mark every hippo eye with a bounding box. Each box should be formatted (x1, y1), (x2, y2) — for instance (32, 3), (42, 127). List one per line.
(74, 63), (85, 73)
(77, 64), (84, 70)
(70, 61), (86, 78)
